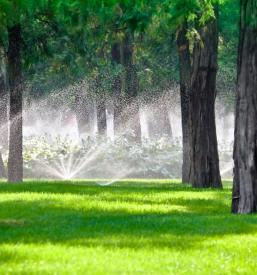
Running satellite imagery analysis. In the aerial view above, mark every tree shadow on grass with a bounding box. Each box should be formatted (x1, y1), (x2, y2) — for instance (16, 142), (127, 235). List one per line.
(0, 193), (256, 252)
(0, 182), (254, 269)
(0, 181), (232, 216)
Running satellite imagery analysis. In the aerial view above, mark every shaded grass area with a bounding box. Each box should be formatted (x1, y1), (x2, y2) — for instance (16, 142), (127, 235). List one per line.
(0, 180), (256, 274)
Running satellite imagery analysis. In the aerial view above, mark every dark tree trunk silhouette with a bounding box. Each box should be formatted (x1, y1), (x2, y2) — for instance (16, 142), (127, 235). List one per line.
(177, 21), (192, 184)
(232, 0), (257, 214)
(7, 24), (23, 183)
(190, 9), (222, 188)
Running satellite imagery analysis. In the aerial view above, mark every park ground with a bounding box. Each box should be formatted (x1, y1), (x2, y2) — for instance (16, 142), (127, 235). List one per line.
(0, 180), (256, 274)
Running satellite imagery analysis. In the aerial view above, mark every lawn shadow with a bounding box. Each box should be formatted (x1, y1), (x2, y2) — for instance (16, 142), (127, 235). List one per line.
(0, 187), (256, 252)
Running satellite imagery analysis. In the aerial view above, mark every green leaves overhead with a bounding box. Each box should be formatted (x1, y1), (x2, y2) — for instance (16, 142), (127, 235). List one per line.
(0, 0), (239, 98)
(160, 0), (226, 29)
(0, 0), (48, 25)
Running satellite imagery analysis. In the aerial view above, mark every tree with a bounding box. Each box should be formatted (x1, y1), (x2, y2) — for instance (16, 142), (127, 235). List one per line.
(168, 0), (222, 187)
(122, 30), (141, 141)
(189, 6), (222, 188)
(74, 86), (93, 137)
(96, 1), (156, 141)
(232, 0), (257, 214)
(0, 47), (7, 178)
(177, 21), (191, 184)
(7, 24), (23, 182)
(110, 19), (141, 140)
(0, 0), (49, 182)
(111, 41), (123, 135)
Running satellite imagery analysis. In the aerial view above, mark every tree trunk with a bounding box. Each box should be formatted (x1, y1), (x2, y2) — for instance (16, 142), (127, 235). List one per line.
(0, 48), (8, 148)
(232, 0), (257, 214)
(177, 22), (192, 184)
(0, 152), (6, 178)
(146, 104), (157, 140)
(74, 90), (92, 137)
(162, 107), (172, 137)
(123, 31), (141, 142)
(96, 97), (107, 136)
(7, 24), (23, 183)
(111, 42), (123, 137)
(190, 9), (222, 188)
(0, 48), (8, 178)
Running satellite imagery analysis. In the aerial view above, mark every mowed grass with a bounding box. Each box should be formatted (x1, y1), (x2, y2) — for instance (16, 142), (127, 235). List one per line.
(0, 180), (256, 275)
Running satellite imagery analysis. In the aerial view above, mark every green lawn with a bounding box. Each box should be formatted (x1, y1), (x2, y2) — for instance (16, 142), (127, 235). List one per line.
(0, 180), (256, 274)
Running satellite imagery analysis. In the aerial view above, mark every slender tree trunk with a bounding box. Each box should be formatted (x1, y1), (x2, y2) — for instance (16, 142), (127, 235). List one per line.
(7, 24), (23, 183)
(177, 22), (192, 183)
(146, 104), (157, 140)
(0, 48), (8, 147)
(74, 90), (92, 137)
(0, 152), (6, 178)
(111, 42), (123, 136)
(190, 9), (222, 188)
(0, 48), (7, 178)
(232, 0), (257, 214)
(162, 107), (172, 137)
(96, 97), (107, 136)
(123, 31), (141, 142)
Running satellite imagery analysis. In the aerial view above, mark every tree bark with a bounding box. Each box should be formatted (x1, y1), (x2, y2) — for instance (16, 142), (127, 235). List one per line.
(7, 24), (23, 183)
(232, 0), (257, 214)
(190, 9), (222, 188)
(177, 22), (192, 183)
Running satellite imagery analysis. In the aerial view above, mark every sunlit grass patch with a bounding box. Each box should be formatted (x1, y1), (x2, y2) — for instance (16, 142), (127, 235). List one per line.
(0, 180), (256, 274)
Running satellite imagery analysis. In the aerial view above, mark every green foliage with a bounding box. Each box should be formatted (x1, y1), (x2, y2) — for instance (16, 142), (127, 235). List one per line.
(217, 0), (239, 106)
(0, 0), (239, 103)
(0, 0), (47, 26)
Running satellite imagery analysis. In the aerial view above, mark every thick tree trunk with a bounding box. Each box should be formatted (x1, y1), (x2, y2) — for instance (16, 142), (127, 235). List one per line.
(96, 97), (107, 136)
(7, 24), (23, 183)
(177, 22), (192, 183)
(232, 0), (257, 214)
(190, 10), (222, 188)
